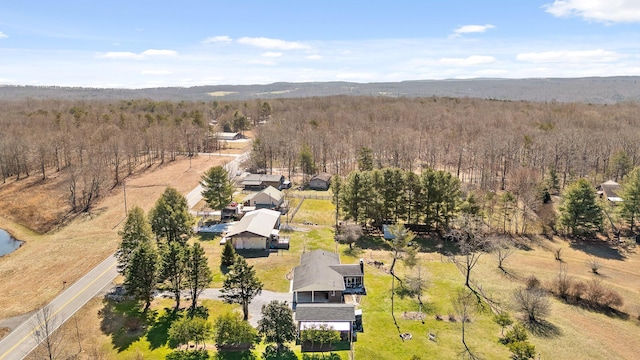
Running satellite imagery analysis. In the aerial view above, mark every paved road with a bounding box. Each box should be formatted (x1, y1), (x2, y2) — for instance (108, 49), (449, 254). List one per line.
(0, 255), (118, 360)
(200, 289), (292, 327)
(0, 149), (251, 359)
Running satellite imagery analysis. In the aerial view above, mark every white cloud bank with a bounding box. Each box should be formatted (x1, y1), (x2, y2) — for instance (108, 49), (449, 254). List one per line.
(0, 31), (7, 39)
(544, 0), (640, 23)
(453, 24), (495, 36)
(237, 37), (309, 50)
(202, 35), (232, 44)
(97, 49), (178, 60)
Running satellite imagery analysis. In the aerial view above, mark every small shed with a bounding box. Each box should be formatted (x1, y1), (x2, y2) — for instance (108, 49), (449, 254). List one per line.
(309, 173), (332, 191)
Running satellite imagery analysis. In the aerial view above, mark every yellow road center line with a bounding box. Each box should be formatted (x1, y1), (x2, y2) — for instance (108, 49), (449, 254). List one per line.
(0, 261), (116, 360)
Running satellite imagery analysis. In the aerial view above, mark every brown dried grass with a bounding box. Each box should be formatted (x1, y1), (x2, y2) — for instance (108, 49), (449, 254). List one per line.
(0, 152), (243, 320)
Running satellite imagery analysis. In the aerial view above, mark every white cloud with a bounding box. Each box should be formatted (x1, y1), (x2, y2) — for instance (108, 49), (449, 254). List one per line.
(453, 24), (495, 36)
(0, 31), (7, 39)
(141, 70), (173, 75)
(261, 52), (282, 58)
(98, 51), (141, 60)
(202, 35), (232, 44)
(141, 49), (178, 57)
(517, 49), (622, 63)
(439, 55), (497, 66)
(237, 37), (309, 50)
(544, 0), (640, 23)
(97, 49), (177, 60)
(306, 54), (322, 60)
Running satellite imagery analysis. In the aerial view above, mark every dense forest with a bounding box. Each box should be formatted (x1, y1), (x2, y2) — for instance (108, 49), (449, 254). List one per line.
(1, 96), (639, 228)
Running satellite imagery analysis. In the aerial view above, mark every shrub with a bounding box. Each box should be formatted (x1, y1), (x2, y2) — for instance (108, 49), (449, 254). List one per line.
(525, 275), (541, 290)
(570, 281), (588, 300)
(508, 341), (536, 360)
(214, 312), (259, 349)
(549, 269), (573, 300)
(588, 257), (601, 274)
(513, 287), (550, 324)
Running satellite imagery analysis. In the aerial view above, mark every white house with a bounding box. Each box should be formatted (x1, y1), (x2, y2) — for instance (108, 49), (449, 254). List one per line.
(243, 186), (284, 210)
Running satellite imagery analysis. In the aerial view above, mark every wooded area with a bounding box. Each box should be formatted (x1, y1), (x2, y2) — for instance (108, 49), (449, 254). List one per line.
(2, 95), (639, 227)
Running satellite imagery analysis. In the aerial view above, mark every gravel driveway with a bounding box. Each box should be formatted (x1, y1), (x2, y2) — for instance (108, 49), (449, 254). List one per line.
(200, 289), (293, 326)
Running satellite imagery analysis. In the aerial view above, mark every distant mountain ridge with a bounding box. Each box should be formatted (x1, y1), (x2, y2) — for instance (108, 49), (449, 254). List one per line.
(1, 76), (639, 104)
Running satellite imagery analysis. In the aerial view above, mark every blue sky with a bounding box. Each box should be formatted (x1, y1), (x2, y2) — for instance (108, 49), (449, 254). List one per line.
(1, 0), (640, 88)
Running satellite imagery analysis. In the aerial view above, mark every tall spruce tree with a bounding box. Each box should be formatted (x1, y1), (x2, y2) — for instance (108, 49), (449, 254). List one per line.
(620, 167), (640, 233)
(221, 256), (263, 321)
(125, 241), (159, 312)
(149, 187), (194, 244)
(159, 241), (188, 310)
(201, 166), (234, 211)
(117, 206), (153, 275)
(559, 178), (603, 235)
(186, 242), (213, 312)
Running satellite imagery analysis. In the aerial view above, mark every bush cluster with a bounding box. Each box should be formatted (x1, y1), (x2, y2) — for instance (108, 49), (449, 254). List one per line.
(549, 277), (624, 310)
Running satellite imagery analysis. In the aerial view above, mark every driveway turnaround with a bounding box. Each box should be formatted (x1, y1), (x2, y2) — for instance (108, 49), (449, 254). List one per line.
(200, 289), (292, 327)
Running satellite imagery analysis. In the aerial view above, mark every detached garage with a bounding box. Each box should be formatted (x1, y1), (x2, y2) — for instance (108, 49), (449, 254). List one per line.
(225, 209), (281, 250)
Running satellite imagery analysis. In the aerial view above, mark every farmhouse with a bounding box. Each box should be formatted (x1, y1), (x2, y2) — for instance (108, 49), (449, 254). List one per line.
(225, 208), (285, 250)
(292, 250), (365, 304)
(242, 174), (285, 191)
(597, 180), (623, 203)
(295, 303), (356, 343)
(309, 173), (332, 190)
(243, 186), (285, 211)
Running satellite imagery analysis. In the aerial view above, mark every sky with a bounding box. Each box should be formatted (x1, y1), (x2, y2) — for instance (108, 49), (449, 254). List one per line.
(1, 0), (640, 88)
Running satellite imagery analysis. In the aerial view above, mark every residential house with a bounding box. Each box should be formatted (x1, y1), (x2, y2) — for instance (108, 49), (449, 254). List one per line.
(243, 186), (285, 211)
(597, 180), (623, 203)
(225, 209), (286, 249)
(215, 132), (242, 141)
(242, 174), (285, 191)
(295, 303), (356, 343)
(291, 250), (365, 305)
(309, 173), (332, 191)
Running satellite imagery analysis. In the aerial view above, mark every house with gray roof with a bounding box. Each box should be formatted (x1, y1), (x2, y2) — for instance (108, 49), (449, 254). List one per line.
(243, 186), (285, 211)
(309, 173), (332, 190)
(291, 250), (365, 305)
(597, 180), (623, 203)
(226, 208), (282, 250)
(242, 174), (285, 190)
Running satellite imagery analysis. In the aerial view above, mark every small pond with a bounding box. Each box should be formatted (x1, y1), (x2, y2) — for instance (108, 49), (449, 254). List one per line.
(0, 229), (24, 257)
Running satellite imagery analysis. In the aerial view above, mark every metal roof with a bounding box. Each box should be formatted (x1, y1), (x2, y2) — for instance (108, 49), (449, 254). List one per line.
(226, 208), (280, 238)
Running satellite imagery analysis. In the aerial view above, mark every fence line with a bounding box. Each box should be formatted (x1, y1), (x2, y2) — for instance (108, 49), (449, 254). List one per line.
(288, 196), (306, 223)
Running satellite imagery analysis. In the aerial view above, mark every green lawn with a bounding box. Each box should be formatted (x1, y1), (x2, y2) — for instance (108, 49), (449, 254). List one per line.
(104, 200), (516, 359)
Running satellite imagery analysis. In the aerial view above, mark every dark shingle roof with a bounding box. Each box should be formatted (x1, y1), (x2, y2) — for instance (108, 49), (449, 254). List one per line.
(292, 250), (363, 292)
(295, 303), (355, 322)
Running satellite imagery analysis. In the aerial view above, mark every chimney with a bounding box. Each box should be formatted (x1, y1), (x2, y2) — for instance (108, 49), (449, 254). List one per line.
(359, 258), (364, 274)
